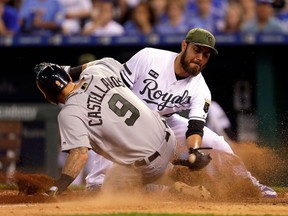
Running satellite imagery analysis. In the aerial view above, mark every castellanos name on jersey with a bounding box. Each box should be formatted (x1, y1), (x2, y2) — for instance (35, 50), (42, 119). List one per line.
(70, 59), (128, 127)
(86, 74), (126, 126)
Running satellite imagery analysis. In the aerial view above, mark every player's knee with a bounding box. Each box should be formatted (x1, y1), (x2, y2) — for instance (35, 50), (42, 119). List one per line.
(203, 135), (234, 154)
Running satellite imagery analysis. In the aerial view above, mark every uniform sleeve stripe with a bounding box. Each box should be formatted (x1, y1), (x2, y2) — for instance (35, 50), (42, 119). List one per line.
(123, 63), (132, 75)
(120, 72), (131, 88)
(189, 116), (206, 122)
(120, 68), (133, 87)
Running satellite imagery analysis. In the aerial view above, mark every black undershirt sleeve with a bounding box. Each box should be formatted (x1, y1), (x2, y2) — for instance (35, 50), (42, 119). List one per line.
(185, 119), (205, 138)
(69, 65), (83, 82)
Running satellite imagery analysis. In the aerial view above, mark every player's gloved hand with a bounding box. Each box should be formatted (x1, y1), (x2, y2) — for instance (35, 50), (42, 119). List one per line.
(42, 186), (59, 197)
(188, 147), (212, 170)
(172, 147), (212, 171)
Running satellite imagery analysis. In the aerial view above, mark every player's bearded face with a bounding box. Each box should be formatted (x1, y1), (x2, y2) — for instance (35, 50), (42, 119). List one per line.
(180, 43), (207, 77)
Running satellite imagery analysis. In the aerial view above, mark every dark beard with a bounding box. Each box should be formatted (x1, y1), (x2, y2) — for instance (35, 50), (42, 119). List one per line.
(180, 46), (200, 77)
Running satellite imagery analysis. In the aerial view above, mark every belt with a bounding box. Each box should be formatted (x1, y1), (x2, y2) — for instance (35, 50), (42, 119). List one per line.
(134, 120), (170, 167)
(134, 151), (160, 167)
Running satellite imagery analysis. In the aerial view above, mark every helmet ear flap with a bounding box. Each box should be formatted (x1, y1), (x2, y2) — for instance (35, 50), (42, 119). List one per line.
(36, 81), (58, 104)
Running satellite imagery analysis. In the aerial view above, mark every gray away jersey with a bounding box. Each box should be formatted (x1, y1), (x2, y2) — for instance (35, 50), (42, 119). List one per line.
(121, 47), (211, 122)
(58, 58), (168, 165)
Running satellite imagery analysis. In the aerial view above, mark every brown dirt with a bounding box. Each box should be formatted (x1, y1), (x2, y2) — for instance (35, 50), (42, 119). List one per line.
(0, 189), (288, 216)
(0, 142), (287, 216)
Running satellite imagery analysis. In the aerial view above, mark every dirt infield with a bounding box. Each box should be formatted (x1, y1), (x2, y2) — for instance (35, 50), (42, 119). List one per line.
(0, 141), (287, 216)
(0, 189), (288, 216)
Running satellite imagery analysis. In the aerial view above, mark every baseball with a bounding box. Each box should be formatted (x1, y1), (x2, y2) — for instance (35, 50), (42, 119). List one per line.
(188, 154), (196, 163)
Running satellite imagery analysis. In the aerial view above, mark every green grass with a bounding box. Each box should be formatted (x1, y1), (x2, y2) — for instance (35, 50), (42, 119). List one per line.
(0, 183), (18, 190)
(80, 214), (214, 216)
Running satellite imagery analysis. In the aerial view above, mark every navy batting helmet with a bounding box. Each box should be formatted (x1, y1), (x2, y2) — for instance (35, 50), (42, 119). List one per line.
(35, 62), (71, 104)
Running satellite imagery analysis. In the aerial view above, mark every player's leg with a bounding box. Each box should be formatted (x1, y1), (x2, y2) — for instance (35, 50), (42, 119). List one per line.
(85, 153), (113, 192)
(102, 163), (142, 193)
(202, 126), (276, 197)
(166, 114), (277, 198)
(103, 130), (176, 194)
(202, 126), (234, 153)
(84, 150), (99, 175)
(165, 114), (234, 154)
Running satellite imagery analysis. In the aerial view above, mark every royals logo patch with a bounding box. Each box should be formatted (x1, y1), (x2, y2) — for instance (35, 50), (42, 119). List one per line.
(203, 99), (211, 113)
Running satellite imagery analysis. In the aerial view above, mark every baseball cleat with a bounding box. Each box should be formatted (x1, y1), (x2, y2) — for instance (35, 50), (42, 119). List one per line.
(173, 181), (211, 200)
(259, 185), (277, 198)
(85, 184), (102, 193)
(249, 174), (277, 198)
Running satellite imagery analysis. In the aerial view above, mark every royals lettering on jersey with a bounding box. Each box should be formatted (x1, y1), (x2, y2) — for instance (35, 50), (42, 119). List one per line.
(139, 78), (191, 111)
(86, 75), (125, 126)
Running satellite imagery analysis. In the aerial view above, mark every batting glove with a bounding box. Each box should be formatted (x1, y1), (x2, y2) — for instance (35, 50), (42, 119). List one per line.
(43, 186), (59, 197)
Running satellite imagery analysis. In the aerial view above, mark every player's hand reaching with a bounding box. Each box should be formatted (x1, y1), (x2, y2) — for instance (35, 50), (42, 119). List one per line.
(42, 186), (59, 197)
(188, 147), (212, 170)
(172, 147), (212, 171)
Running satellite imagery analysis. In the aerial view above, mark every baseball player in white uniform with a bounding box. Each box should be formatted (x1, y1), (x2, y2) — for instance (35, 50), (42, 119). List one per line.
(34, 58), (176, 195)
(82, 28), (277, 197)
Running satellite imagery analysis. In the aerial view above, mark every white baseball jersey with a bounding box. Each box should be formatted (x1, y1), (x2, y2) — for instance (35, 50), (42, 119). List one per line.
(58, 58), (176, 165)
(120, 47), (211, 123)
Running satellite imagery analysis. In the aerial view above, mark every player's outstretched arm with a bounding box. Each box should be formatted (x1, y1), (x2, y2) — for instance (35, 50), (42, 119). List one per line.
(45, 147), (89, 196)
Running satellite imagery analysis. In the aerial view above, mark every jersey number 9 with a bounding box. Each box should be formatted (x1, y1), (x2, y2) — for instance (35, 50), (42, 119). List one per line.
(108, 93), (140, 126)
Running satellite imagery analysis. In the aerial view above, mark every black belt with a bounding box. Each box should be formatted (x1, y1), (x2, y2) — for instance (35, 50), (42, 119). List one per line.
(134, 122), (170, 167)
(134, 151), (160, 167)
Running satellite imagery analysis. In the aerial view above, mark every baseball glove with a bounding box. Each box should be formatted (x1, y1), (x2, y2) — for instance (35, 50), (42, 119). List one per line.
(173, 147), (212, 171)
